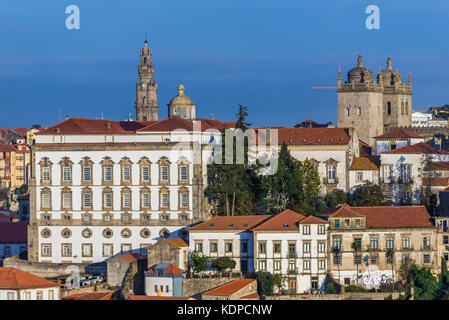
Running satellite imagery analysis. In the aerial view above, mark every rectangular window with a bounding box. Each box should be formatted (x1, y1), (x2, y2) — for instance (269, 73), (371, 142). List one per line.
(161, 193), (169, 208)
(123, 166), (131, 181)
(303, 242), (311, 254)
(318, 225), (326, 234)
(210, 242), (218, 253)
(83, 166), (91, 181)
(25, 292), (31, 300)
(104, 192), (113, 208)
(259, 243), (266, 254)
(423, 237), (431, 249)
(355, 219), (361, 228)
(444, 236), (449, 245)
(180, 193), (188, 208)
(303, 225), (311, 235)
(259, 260), (266, 270)
(142, 193), (150, 208)
(83, 193), (92, 208)
(328, 165), (336, 181)
(142, 166), (150, 181)
(402, 236), (411, 249)
(357, 172), (363, 182)
(354, 255), (362, 265)
(42, 167), (50, 181)
(36, 292), (43, 300)
(42, 193), (50, 208)
(225, 242), (233, 253)
(274, 243), (281, 254)
(195, 242), (203, 253)
(42, 244), (51, 257)
(288, 243), (296, 257)
(319, 260), (325, 270)
(344, 219), (350, 228)
(371, 255), (378, 265)
(333, 237), (341, 250)
(63, 166), (71, 181)
(62, 192), (71, 209)
(241, 242), (248, 254)
(161, 166), (169, 181)
(123, 193), (131, 208)
(6, 292), (14, 300)
(333, 255), (341, 265)
(62, 244), (72, 256)
(121, 244), (131, 253)
(400, 164), (411, 182)
(386, 237), (394, 250)
(154, 285), (158, 293)
(383, 165), (393, 182)
(103, 244), (113, 257)
(424, 254), (430, 264)
(318, 241), (326, 253)
(334, 219), (340, 229)
(180, 166), (188, 181)
(303, 260), (311, 270)
(370, 237), (378, 250)
(48, 290), (54, 301)
(104, 166), (113, 181)
(82, 244), (92, 257)
(274, 260), (281, 270)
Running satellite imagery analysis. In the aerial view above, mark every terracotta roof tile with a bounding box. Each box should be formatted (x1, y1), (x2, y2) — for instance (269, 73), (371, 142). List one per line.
(240, 292), (260, 299)
(119, 253), (146, 262)
(254, 127), (351, 146)
(0, 142), (16, 152)
(188, 215), (271, 231)
(0, 267), (59, 289)
(350, 157), (379, 170)
(129, 295), (194, 300)
(298, 215), (329, 224)
(0, 222), (27, 243)
(165, 238), (189, 247)
(147, 263), (184, 275)
(375, 128), (424, 139)
(382, 142), (449, 154)
(328, 205), (433, 228)
(422, 177), (449, 187)
(63, 292), (114, 300)
(202, 279), (256, 297)
(251, 210), (305, 231)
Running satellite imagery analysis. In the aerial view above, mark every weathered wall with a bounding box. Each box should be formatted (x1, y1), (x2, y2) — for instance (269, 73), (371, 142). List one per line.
(3, 257), (106, 278)
(266, 292), (399, 300)
(60, 283), (111, 299)
(182, 277), (238, 298)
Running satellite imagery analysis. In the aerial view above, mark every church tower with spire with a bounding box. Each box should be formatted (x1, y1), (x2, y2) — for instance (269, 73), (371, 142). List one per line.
(135, 40), (158, 121)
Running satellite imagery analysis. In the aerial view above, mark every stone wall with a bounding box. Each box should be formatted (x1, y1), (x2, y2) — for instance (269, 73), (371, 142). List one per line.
(60, 283), (111, 299)
(266, 292), (399, 300)
(182, 277), (239, 298)
(3, 257), (106, 278)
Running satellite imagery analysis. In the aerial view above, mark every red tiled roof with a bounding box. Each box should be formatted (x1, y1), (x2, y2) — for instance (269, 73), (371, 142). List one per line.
(422, 177), (449, 187)
(137, 116), (235, 132)
(165, 238), (189, 247)
(188, 215), (271, 231)
(251, 210), (305, 231)
(147, 263), (184, 275)
(382, 142), (449, 154)
(298, 215), (329, 224)
(424, 162), (449, 171)
(0, 268), (59, 289)
(328, 204), (433, 228)
(0, 142), (16, 152)
(241, 292), (260, 299)
(119, 253), (146, 262)
(63, 291), (114, 300)
(129, 295), (194, 300)
(202, 279), (256, 297)
(350, 157), (379, 170)
(375, 128), (424, 139)
(0, 222), (27, 243)
(254, 127), (351, 146)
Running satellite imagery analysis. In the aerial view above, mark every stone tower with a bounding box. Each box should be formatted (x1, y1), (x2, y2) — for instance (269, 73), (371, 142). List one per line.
(135, 40), (158, 121)
(378, 58), (413, 132)
(167, 84), (196, 120)
(337, 55), (384, 146)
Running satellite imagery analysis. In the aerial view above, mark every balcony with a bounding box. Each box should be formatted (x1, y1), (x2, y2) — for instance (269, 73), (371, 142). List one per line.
(323, 177), (339, 185)
(287, 269), (297, 275)
(421, 245), (432, 251)
(288, 252), (297, 259)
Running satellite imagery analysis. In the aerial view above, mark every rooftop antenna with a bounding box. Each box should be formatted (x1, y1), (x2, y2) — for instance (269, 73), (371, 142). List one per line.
(210, 113), (215, 120)
(101, 112), (104, 120)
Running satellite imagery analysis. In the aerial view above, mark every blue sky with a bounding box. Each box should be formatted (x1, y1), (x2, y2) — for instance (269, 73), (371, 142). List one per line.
(1, 0), (449, 128)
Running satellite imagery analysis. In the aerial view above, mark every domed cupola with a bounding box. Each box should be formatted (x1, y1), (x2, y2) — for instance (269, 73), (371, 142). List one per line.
(378, 58), (402, 86)
(168, 84), (196, 120)
(347, 55), (374, 84)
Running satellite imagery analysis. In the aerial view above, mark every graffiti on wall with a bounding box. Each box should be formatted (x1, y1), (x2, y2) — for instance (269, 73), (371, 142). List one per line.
(359, 271), (394, 289)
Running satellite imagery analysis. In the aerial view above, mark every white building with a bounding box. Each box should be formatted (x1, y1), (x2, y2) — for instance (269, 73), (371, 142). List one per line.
(29, 116), (233, 263)
(0, 267), (60, 300)
(412, 111), (433, 127)
(348, 157), (379, 192)
(380, 142), (449, 204)
(374, 128), (425, 156)
(144, 263), (184, 297)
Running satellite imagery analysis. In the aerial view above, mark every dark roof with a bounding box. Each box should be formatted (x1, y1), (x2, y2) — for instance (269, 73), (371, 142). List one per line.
(0, 222), (27, 243)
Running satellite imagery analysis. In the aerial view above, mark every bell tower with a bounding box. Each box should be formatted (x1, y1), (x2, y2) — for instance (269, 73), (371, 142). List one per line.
(135, 40), (158, 121)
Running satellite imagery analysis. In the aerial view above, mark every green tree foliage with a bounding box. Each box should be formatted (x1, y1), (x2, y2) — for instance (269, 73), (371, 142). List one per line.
(436, 257), (449, 300)
(272, 274), (286, 292)
(256, 272), (274, 296)
(19, 184), (28, 195)
(188, 251), (210, 274)
(400, 260), (438, 300)
(297, 159), (324, 215)
(324, 274), (341, 294)
(0, 188), (8, 201)
(261, 143), (303, 213)
(324, 189), (348, 208)
(211, 257), (236, 273)
(350, 181), (386, 206)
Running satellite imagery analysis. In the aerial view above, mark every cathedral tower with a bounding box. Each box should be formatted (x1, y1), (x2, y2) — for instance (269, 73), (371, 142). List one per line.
(337, 55), (384, 146)
(135, 40), (158, 121)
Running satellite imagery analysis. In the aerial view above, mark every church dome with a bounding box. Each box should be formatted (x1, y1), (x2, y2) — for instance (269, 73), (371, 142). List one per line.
(169, 84), (194, 106)
(347, 55), (374, 83)
(378, 58), (402, 86)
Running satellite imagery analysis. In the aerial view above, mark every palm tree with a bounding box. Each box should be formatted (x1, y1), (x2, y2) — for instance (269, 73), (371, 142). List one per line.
(386, 249), (395, 292)
(351, 240), (361, 287)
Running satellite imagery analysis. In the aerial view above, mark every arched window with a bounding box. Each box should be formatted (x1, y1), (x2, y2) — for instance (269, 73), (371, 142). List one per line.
(357, 107), (362, 116)
(401, 102), (404, 115)
(347, 107), (350, 116)
(405, 101), (409, 115)
(387, 102), (391, 115)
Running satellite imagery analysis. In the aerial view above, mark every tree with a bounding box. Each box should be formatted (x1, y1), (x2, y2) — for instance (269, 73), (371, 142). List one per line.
(324, 273), (341, 294)
(351, 240), (361, 286)
(296, 159), (323, 215)
(261, 143), (303, 213)
(419, 151), (439, 215)
(401, 261), (438, 300)
(256, 272), (274, 296)
(324, 189), (348, 208)
(188, 251), (210, 275)
(386, 249), (395, 291)
(211, 257), (236, 274)
(350, 181), (386, 206)
(436, 257), (449, 300)
(272, 274), (286, 292)
(204, 105), (258, 216)
(0, 188), (8, 201)
(19, 184), (28, 195)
